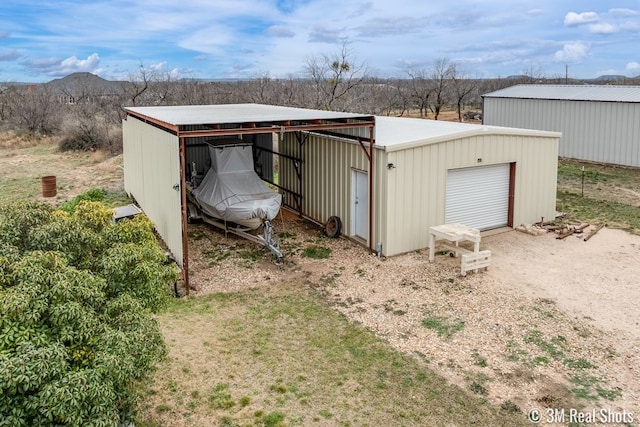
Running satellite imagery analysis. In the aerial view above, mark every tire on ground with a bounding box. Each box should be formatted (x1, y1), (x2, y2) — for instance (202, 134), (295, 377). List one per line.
(325, 216), (342, 238)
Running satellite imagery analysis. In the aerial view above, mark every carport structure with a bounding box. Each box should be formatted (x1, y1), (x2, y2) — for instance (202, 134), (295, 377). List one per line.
(123, 104), (375, 294)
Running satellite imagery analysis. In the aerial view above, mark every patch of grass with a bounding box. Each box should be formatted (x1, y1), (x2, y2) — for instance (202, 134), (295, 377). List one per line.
(238, 248), (264, 268)
(0, 177), (43, 204)
(472, 350), (488, 368)
(505, 340), (529, 362)
(278, 231), (297, 239)
(465, 371), (492, 396)
(469, 382), (488, 396)
(532, 356), (550, 366)
(203, 246), (233, 266)
(302, 245), (331, 259)
(563, 358), (595, 370)
(155, 404), (171, 413)
(556, 158), (640, 234)
(557, 190), (640, 234)
(422, 316), (465, 338)
(500, 400), (521, 414)
(138, 287), (530, 426)
(209, 383), (235, 410)
(318, 409), (333, 419)
(569, 375), (621, 402)
(262, 411), (286, 427)
(523, 330), (566, 359)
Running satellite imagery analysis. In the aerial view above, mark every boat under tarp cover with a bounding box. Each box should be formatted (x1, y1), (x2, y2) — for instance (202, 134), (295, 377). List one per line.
(192, 144), (281, 229)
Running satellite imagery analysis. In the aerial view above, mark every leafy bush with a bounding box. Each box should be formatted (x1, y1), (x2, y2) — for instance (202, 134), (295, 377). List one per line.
(58, 188), (107, 214)
(0, 200), (178, 426)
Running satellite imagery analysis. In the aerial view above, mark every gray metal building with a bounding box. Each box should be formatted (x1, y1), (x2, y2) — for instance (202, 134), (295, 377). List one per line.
(483, 84), (640, 167)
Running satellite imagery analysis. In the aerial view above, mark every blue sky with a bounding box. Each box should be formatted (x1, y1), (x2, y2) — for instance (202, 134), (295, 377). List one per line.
(1, 0), (639, 83)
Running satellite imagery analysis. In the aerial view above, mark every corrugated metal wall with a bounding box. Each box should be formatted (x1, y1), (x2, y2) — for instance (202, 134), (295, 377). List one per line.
(185, 134), (274, 182)
(483, 98), (640, 167)
(383, 133), (558, 256)
(280, 133), (387, 249)
(123, 117), (183, 266)
(279, 128), (558, 258)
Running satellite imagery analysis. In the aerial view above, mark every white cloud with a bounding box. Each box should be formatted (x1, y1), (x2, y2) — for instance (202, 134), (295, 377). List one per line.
(24, 53), (101, 77)
(595, 68), (619, 76)
(553, 42), (589, 62)
(266, 25), (295, 38)
(609, 8), (639, 17)
(149, 62), (167, 73)
(308, 25), (345, 43)
(564, 11), (599, 26)
(527, 9), (545, 16)
(626, 62), (640, 73)
(0, 49), (21, 61)
(589, 23), (618, 34)
(58, 53), (100, 71)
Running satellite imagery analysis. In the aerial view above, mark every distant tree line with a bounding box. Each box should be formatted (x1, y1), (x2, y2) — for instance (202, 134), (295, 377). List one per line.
(1, 43), (639, 154)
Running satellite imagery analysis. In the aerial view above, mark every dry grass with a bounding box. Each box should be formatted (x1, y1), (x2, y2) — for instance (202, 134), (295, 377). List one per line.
(137, 286), (530, 427)
(0, 134), (124, 205)
(0, 130), (46, 149)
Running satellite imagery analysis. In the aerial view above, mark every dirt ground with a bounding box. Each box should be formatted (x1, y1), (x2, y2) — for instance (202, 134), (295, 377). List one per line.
(3, 132), (638, 424)
(187, 215), (640, 422)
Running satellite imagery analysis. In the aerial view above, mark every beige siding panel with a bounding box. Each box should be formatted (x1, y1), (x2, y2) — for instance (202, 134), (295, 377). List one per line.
(280, 133), (386, 249)
(281, 130), (557, 258)
(122, 118), (183, 266)
(384, 133), (558, 256)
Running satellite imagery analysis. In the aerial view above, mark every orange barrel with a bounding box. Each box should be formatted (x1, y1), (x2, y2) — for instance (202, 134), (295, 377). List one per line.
(41, 176), (57, 197)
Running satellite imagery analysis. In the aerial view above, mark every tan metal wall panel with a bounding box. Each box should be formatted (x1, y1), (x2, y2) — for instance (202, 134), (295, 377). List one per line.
(484, 97), (640, 167)
(280, 133), (386, 250)
(123, 118), (183, 266)
(384, 133), (558, 256)
(281, 130), (557, 258)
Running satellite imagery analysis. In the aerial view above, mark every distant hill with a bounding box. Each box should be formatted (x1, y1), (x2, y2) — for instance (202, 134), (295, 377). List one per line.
(44, 72), (122, 94)
(592, 74), (628, 82)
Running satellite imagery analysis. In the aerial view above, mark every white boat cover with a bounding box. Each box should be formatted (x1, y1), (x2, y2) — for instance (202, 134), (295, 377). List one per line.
(192, 145), (281, 228)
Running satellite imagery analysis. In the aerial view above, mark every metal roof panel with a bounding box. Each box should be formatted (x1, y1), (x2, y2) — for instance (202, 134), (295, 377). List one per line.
(374, 116), (560, 150)
(483, 84), (640, 102)
(125, 103), (372, 126)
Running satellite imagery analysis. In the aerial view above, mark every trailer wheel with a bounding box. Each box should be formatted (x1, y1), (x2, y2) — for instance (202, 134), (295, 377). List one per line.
(325, 216), (342, 238)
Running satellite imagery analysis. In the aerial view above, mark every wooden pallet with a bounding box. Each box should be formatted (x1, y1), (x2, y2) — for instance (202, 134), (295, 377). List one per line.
(461, 250), (492, 276)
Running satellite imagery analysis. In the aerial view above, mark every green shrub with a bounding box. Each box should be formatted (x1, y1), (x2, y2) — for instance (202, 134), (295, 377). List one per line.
(58, 188), (107, 214)
(0, 200), (178, 426)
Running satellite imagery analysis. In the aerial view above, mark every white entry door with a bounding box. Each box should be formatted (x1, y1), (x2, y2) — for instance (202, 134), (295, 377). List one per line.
(351, 170), (368, 239)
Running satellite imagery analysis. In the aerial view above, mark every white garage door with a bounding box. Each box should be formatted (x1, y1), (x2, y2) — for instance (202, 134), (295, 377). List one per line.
(445, 163), (511, 230)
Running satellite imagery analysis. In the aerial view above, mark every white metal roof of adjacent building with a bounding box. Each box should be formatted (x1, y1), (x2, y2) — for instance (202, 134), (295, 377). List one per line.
(483, 84), (640, 103)
(125, 103), (372, 126)
(373, 115), (560, 151)
(125, 103), (560, 151)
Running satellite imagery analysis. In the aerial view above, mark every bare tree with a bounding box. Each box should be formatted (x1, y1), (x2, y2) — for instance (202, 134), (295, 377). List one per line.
(9, 85), (60, 134)
(521, 65), (545, 84)
(406, 68), (432, 117)
(248, 72), (279, 105)
(304, 40), (368, 110)
(0, 82), (16, 122)
(449, 65), (478, 122)
(429, 58), (454, 120)
(121, 63), (154, 106)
